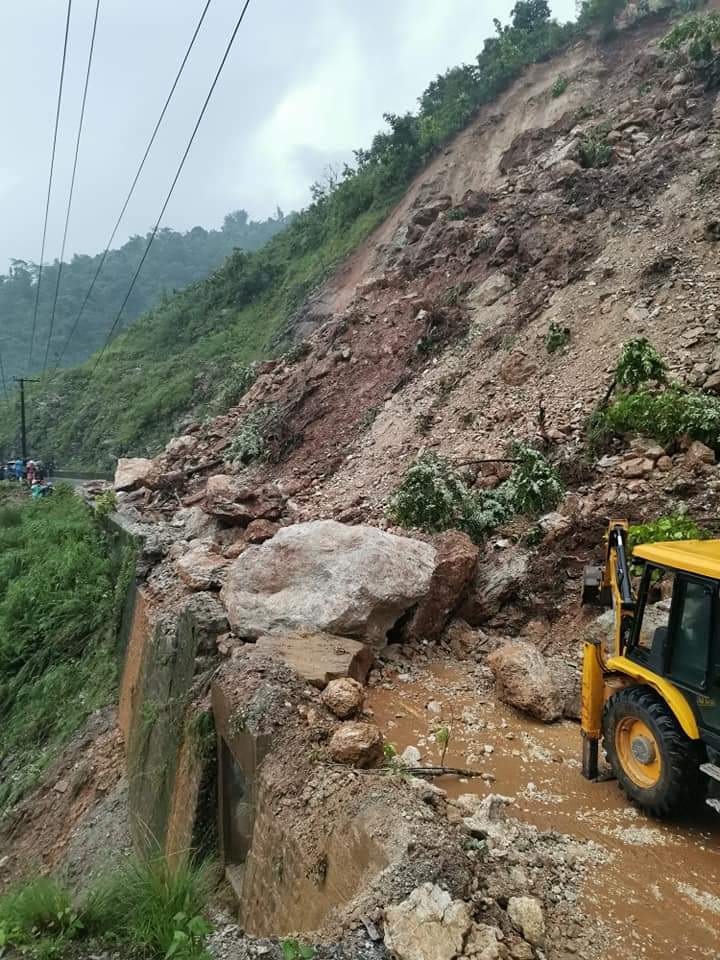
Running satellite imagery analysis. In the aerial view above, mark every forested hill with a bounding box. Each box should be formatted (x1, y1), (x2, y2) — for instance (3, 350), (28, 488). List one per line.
(0, 209), (291, 380)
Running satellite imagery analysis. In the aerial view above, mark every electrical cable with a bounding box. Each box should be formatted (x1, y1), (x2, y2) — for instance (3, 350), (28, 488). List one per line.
(89, 0), (252, 376)
(41, 0), (101, 377)
(27, 0), (73, 373)
(50, 0), (214, 377)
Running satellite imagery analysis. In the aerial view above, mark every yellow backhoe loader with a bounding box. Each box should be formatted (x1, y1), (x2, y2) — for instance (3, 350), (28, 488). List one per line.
(581, 520), (720, 816)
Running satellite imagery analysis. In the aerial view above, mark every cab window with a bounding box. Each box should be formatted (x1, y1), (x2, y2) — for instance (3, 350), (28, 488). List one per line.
(669, 578), (713, 690)
(635, 567), (673, 652)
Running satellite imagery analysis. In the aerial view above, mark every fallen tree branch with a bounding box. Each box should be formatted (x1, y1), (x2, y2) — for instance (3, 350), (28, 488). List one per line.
(404, 765), (485, 779)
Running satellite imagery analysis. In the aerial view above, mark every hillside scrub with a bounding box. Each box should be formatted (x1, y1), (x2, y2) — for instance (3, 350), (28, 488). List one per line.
(0, 485), (124, 811)
(389, 443), (563, 541)
(628, 514), (709, 552)
(601, 387), (720, 450)
(0, 0), (643, 469)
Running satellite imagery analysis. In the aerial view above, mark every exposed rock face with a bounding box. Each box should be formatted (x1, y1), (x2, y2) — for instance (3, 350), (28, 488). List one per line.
(114, 457), (157, 492)
(175, 541), (229, 591)
(321, 677), (365, 718)
(328, 721), (384, 767)
(244, 519), (281, 543)
(460, 546), (530, 625)
(254, 630), (374, 688)
(487, 640), (563, 722)
(220, 520), (436, 644)
(384, 883), (473, 960)
(405, 531), (479, 641)
(172, 505), (218, 542)
(203, 475), (284, 525)
(507, 896), (545, 948)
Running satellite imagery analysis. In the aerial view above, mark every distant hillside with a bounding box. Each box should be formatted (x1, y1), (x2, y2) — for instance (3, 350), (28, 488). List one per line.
(0, 0), (662, 467)
(0, 209), (291, 381)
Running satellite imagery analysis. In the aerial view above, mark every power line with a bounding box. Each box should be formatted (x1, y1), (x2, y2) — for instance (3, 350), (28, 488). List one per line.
(89, 0), (253, 377)
(0, 349), (9, 405)
(41, 0), (102, 377)
(50, 0), (214, 377)
(27, 0), (73, 374)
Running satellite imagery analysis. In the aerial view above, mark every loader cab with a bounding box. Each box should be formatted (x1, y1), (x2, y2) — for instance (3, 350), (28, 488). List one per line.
(627, 542), (720, 744)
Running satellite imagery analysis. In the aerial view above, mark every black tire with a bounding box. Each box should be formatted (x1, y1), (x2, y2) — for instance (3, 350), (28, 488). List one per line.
(602, 685), (705, 818)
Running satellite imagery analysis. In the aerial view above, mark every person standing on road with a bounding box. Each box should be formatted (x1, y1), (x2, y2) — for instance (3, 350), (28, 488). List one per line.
(26, 460), (36, 486)
(14, 459), (24, 482)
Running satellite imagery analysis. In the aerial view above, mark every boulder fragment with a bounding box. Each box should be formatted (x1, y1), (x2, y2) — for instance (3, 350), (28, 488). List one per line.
(203, 475), (283, 525)
(507, 896), (545, 948)
(254, 630), (374, 688)
(487, 640), (563, 722)
(405, 531), (478, 641)
(460, 546), (530, 625)
(328, 721), (384, 768)
(114, 457), (157, 492)
(321, 677), (365, 718)
(384, 883), (473, 960)
(175, 541), (229, 591)
(220, 520), (436, 644)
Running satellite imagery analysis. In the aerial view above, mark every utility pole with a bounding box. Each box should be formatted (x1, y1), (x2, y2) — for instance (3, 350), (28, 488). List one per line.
(13, 378), (39, 463)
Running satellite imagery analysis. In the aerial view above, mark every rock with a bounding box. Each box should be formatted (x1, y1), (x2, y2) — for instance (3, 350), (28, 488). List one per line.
(165, 434), (199, 459)
(686, 440), (715, 465)
(321, 677), (365, 718)
(244, 519), (281, 544)
(469, 271), (514, 308)
(548, 656), (581, 720)
(538, 511), (572, 542)
(203, 475), (284, 525)
(220, 520), (436, 645)
(460, 189), (491, 215)
(656, 455), (673, 471)
(328, 721), (384, 768)
(444, 618), (490, 659)
(462, 793), (514, 843)
(464, 924), (508, 960)
(487, 640), (563, 722)
(114, 457), (157, 492)
(550, 158), (581, 182)
(405, 531), (479, 641)
(460, 546), (530, 625)
(175, 541), (229, 591)
(173, 505), (218, 541)
(618, 457), (654, 479)
(384, 883), (473, 960)
(400, 745), (422, 766)
(254, 630), (374, 688)
(507, 897), (545, 948)
(411, 196), (452, 226)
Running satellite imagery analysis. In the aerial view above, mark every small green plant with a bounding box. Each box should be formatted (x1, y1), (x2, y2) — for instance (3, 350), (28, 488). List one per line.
(445, 207), (468, 221)
(615, 338), (667, 391)
(94, 489), (118, 518)
(579, 128), (612, 169)
(227, 404), (278, 465)
(551, 73), (570, 97)
(0, 878), (82, 954)
(628, 515), (709, 552)
(359, 405), (380, 431)
(383, 742), (398, 760)
(281, 938), (316, 960)
(503, 442), (564, 515)
(435, 724), (451, 767)
(545, 320), (570, 353)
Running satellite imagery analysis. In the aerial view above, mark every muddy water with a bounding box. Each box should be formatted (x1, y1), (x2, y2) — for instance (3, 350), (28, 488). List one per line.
(368, 662), (720, 960)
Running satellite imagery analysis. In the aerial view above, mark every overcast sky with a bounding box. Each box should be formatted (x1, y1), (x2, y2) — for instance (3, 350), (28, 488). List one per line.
(0, 0), (576, 271)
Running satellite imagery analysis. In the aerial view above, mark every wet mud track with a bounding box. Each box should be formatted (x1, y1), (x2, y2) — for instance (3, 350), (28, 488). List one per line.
(368, 662), (720, 960)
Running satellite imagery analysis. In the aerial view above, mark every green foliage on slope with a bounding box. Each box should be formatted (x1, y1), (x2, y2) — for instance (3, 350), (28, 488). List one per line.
(0, 0), (636, 468)
(0, 209), (291, 382)
(0, 485), (124, 811)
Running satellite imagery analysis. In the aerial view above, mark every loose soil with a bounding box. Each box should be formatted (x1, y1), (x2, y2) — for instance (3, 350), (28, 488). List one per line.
(368, 662), (720, 960)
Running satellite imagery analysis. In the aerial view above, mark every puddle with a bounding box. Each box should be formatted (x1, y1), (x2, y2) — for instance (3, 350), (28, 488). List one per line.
(368, 662), (720, 960)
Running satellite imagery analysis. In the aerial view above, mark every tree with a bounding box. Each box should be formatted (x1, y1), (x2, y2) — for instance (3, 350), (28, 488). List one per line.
(511, 0), (551, 30)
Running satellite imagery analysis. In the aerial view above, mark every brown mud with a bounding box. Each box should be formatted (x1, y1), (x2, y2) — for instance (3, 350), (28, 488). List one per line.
(368, 662), (720, 960)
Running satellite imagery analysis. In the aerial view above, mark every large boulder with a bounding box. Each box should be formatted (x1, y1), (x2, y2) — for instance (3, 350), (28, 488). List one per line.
(220, 520), (436, 645)
(203, 475), (284, 525)
(384, 883), (473, 960)
(254, 630), (374, 688)
(460, 546), (530, 625)
(405, 531), (478, 642)
(114, 457), (157, 492)
(175, 541), (229, 591)
(487, 640), (563, 722)
(328, 721), (384, 767)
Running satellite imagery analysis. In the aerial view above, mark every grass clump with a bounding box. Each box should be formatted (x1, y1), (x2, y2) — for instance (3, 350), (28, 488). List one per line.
(388, 442), (562, 542)
(0, 858), (212, 959)
(0, 486), (119, 811)
(545, 320), (570, 353)
(578, 127), (613, 168)
(628, 514), (709, 552)
(551, 73), (570, 97)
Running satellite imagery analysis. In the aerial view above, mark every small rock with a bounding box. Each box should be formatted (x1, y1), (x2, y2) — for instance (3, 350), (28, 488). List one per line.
(321, 678), (365, 719)
(427, 700), (442, 715)
(687, 440), (715, 465)
(54, 779), (69, 795)
(328, 722), (384, 768)
(401, 745), (423, 766)
(384, 883), (473, 960)
(244, 519), (281, 544)
(507, 897), (545, 948)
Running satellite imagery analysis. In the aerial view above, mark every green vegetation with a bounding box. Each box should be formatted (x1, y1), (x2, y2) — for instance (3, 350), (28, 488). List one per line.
(0, 486), (122, 810)
(0, 210), (291, 383)
(280, 939), (316, 960)
(551, 73), (570, 97)
(389, 442), (563, 541)
(628, 514), (709, 552)
(602, 387), (720, 449)
(545, 320), (571, 353)
(0, 0), (638, 469)
(226, 404), (280, 465)
(0, 858), (212, 960)
(615, 337), (667, 390)
(578, 126), (613, 168)
(661, 8), (720, 80)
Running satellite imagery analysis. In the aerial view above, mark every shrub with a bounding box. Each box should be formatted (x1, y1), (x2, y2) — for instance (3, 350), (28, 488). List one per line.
(94, 489), (117, 518)
(504, 441), (564, 514)
(227, 404), (278, 465)
(615, 338), (667, 391)
(0, 878), (80, 951)
(601, 387), (720, 450)
(545, 320), (570, 353)
(551, 73), (570, 97)
(578, 128), (612, 168)
(661, 10), (720, 73)
(628, 514), (709, 552)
